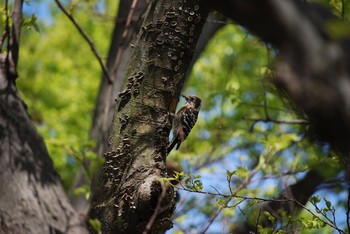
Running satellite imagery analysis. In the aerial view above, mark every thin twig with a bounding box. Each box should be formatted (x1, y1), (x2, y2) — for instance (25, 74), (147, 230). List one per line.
(313, 202), (342, 234)
(210, 185), (221, 195)
(178, 186), (289, 203)
(200, 199), (232, 233)
(199, 159), (268, 233)
(260, 75), (270, 121)
(143, 182), (167, 234)
(244, 117), (309, 125)
(347, 185), (350, 232)
(294, 199), (346, 234)
(54, 0), (113, 84)
(237, 204), (249, 221)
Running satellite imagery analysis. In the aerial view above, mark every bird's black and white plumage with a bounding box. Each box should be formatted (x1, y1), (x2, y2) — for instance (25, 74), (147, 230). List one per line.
(167, 95), (201, 154)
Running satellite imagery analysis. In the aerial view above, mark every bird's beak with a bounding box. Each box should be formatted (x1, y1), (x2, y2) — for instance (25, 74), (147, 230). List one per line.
(181, 94), (188, 100)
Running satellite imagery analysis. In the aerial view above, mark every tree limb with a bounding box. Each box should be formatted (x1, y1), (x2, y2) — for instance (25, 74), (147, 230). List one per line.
(0, 2), (88, 230)
(204, 0), (350, 173)
(231, 170), (325, 233)
(200, 0), (350, 231)
(4, 0), (23, 80)
(71, 0), (148, 214)
(54, 0), (113, 84)
(89, 0), (210, 232)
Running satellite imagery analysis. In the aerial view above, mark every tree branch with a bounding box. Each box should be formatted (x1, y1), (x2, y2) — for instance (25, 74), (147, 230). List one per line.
(347, 185), (350, 231)
(88, 0), (210, 232)
(143, 182), (167, 234)
(204, 0), (350, 171)
(4, 0), (23, 80)
(54, 0), (113, 84)
(244, 117), (309, 125)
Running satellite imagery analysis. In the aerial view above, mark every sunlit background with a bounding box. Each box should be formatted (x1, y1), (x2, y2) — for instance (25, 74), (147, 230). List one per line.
(15, 1), (349, 233)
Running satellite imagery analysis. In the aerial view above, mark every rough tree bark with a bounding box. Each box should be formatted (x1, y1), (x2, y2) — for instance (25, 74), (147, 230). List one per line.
(2, 0), (346, 233)
(0, 0), (88, 233)
(70, 0), (148, 214)
(89, 0), (210, 232)
(89, 0), (348, 232)
(74, 0), (225, 221)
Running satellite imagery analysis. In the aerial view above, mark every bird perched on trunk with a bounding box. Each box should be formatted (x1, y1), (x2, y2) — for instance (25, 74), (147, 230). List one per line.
(167, 95), (201, 154)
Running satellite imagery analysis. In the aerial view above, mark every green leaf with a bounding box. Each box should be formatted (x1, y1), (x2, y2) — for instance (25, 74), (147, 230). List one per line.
(21, 14), (40, 32)
(216, 198), (226, 206)
(324, 198), (332, 209)
(310, 195), (321, 204)
(246, 200), (259, 208)
(73, 185), (90, 199)
(235, 166), (249, 178)
(263, 211), (275, 223)
(88, 219), (101, 233)
(193, 179), (203, 191)
(174, 215), (188, 224)
(226, 169), (235, 178)
(222, 208), (234, 217)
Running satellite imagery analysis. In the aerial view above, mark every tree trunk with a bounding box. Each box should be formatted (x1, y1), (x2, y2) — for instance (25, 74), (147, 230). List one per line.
(0, 75), (88, 234)
(89, 0), (210, 232)
(70, 0), (148, 214)
(0, 1), (88, 233)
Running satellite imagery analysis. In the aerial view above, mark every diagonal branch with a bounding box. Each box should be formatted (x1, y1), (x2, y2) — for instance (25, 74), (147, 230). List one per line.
(143, 182), (167, 234)
(54, 0), (113, 84)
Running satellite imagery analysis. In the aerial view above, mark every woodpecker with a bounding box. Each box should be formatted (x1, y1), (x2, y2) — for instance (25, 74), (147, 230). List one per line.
(167, 95), (201, 154)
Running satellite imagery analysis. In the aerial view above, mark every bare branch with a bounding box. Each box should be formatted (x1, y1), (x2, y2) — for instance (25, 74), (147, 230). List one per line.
(244, 117), (309, 125)
(347, 185), (350, 232)
(143, 182), (167, 234)
(4, 0), (23, 79)
(295, 199), (347, 234)
(200, 157), (266, 233)
(54, 0), (113, 84)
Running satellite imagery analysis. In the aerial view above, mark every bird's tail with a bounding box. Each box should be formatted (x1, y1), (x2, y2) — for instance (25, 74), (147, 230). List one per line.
(167, 138), (178, 155)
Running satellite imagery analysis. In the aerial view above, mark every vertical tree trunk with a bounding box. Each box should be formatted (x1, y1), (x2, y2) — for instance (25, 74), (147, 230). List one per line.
(0, 1), (88, 233)
(89, 0), (210, 232)
(70, 0), (148, 213)
(0, 76), (88, 234)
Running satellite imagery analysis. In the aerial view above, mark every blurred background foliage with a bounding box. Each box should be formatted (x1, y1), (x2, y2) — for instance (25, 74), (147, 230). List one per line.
(17, 0), (117, 188)
(11, 0), (350, 233)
